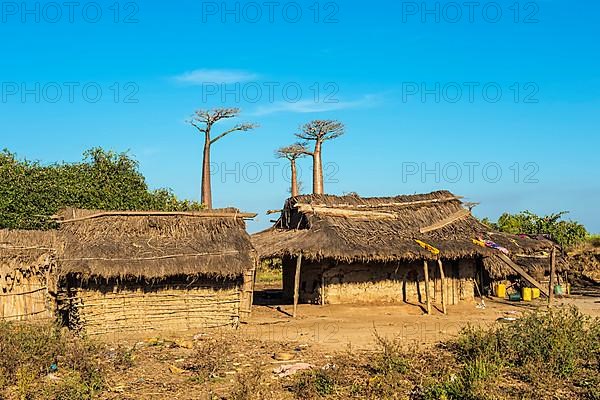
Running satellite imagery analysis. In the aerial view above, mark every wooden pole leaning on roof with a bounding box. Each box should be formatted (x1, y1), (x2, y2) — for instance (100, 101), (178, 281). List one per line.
(438, 258), (447, 315)
(549, 246), (556, 305)
(293, 253), (303, 318)
(423, 260), (432, 315)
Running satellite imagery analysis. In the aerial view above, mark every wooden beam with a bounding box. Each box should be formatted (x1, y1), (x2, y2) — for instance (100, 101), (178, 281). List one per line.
(438, 259), (447, 315)
(54, 210), (257, 224)
(423, 260), (431, 315)
(60, 250), (241, 262)
(497, 253), (549, 297)
(293, 253), (302, 318)
(419, 209), (471, 233)
(549, 246), (556, 304)
(295, 196), (462, 210)
(514, 253), (551, 259)
(295, 205), (397, 220)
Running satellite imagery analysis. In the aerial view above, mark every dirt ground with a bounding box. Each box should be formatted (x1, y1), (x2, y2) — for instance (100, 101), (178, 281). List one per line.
(245, 290), (600, 350)
(95, 290), (600, 399)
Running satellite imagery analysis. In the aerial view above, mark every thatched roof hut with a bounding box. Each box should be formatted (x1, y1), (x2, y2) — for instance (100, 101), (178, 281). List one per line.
(253, 191), (557, 307)
(253, 190), (552, 267)
(1, 208), (258, 333)
(57, 208), (256, 281)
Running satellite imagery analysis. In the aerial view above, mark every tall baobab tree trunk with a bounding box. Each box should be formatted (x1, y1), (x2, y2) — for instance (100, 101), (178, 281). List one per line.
(201, 134), (212, 208)
(189, 108), (257, 210)
(290, 159), (299, 197)
(276, 142), (308, 198)
(313, 140), (323, 194)
(296, 119), (344, 196)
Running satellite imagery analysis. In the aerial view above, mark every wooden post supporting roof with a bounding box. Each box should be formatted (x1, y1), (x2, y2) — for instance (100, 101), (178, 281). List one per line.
(438, 259), (447, 315)
(497, 253), (549, 298)
(239, 263), (256, 321)
(293, 253), (302, 318)
(320, 265), (325, 306)
(423, 260), (431, 315)
(549, 246), (556, 305)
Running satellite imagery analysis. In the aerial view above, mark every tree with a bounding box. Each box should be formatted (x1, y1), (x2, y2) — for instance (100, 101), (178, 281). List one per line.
(0, 148), (202, 230)
(276, 142), (309, 197)
(188, 108), (257, 208)
(489, 211), (588, 248)
(295, 120), (345, 194)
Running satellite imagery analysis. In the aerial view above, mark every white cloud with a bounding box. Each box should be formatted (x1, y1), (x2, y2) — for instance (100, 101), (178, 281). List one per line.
(173, 69), (259, 85)
(251, 94), (381, 116)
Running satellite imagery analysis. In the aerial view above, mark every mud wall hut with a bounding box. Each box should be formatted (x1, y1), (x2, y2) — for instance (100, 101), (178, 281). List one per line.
(0, 230), (59, 321)
(253, 191), (554, 307)
(54, 208), (257, 335)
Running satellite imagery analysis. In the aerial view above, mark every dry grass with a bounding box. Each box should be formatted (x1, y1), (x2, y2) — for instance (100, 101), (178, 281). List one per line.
(3, 306), (599, 399)
(0, 322), (105, 399)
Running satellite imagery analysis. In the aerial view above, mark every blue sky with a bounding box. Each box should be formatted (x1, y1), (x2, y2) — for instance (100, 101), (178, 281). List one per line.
(1, 0), (599, 233)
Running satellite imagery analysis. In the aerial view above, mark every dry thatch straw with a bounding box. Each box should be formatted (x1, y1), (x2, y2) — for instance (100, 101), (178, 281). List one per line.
(0, 230), (59, 275)
(252, 190), (555, 278)
(56, 208), (256, 281)
(0, 230), (58, 320)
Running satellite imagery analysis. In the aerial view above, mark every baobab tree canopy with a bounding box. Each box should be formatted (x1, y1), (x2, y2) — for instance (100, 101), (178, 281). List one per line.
(295, 120), (345, 195)
(275, 142), (311, 160)
(188, 108), (257, 209)
(295, 120), (345, 142)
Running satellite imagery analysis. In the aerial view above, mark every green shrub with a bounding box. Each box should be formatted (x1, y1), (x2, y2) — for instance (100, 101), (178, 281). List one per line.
(290, 369), (336, 399)
(491, 210), (588, 248)
(0, 148), (202, 230)
(455, 307), (600, 379)
(422, 356), (500, 400)
(371, 330), (409, 376)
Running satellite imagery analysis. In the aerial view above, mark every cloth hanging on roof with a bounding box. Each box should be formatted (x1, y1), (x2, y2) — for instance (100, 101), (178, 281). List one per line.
(484, 240), (509, 254)
(472, 238), (509, 254)
(415, 239), (440, 255)
(472, 238), (486, 247)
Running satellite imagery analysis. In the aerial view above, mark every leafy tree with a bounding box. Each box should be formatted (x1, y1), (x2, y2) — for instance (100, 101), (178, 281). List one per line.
(486, 211), (587, 248)
(0, 148), (202, 230)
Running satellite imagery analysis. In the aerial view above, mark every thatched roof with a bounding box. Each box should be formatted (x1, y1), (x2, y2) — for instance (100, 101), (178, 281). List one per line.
(57, 208), (256, 280)
(0, 230), (58, 282)
(252, 191), (554, 270)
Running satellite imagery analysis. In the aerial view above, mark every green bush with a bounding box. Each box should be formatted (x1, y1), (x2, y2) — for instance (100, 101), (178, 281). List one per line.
(290, 369), (336, 399)
(456, 307), (600, 379)
(371, 330), (409, 376)
(0, 148), (202, 230)
(419, 307), (600, 399)
(487, 210), (588, 248)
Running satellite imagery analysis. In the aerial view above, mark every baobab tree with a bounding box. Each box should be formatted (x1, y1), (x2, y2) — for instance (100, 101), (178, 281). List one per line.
(295, 120), (345, 195)
(188, 108), (257, 209)
(276, 142), (309, 197)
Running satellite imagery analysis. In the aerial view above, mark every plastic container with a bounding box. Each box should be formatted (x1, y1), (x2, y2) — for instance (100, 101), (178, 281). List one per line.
(496, 283), (507, 298)
(532, 288), (541, 299)
(554, 285), (564, 296)
(509, 293), (522, 301)
(522, 287), (532, 301)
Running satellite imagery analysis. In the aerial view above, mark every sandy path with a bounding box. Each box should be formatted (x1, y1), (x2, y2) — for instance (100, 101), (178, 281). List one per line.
(244, 295), (600, 350)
